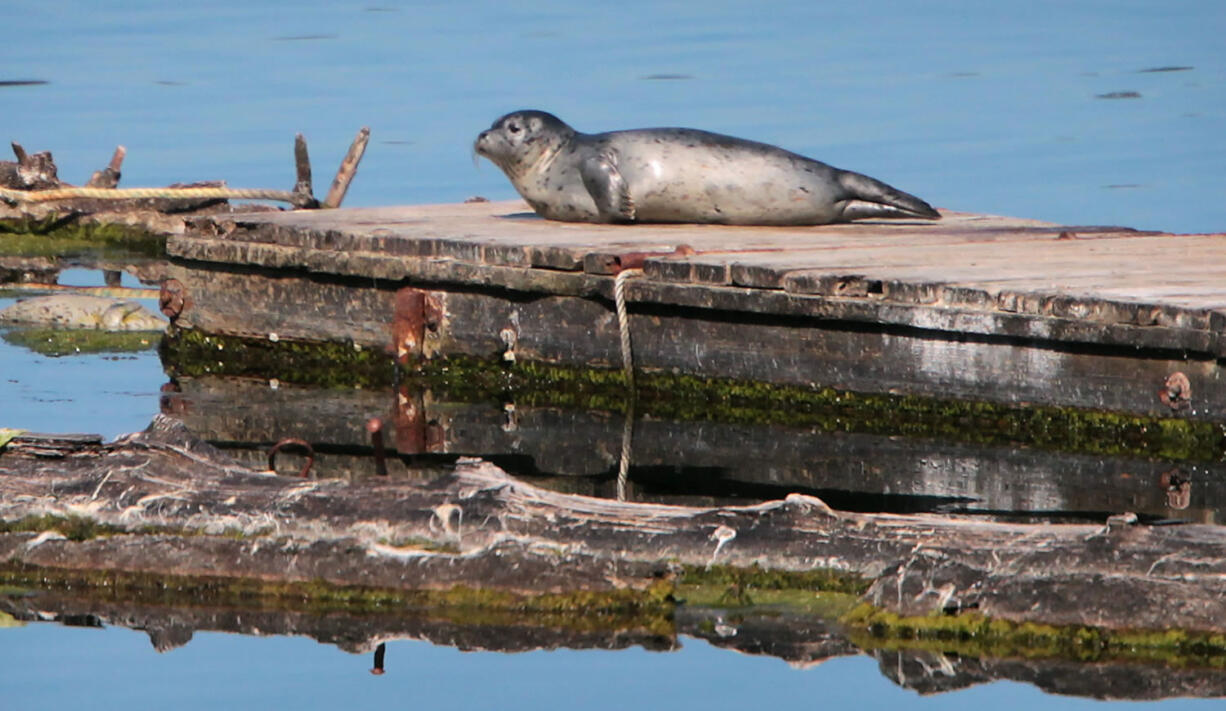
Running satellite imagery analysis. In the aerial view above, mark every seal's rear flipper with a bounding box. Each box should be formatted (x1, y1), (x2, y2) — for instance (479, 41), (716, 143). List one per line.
(580, 153), (636, 222)
(837, 170), (940, 221)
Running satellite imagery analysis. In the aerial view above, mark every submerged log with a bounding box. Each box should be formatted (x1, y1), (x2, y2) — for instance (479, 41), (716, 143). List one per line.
(1, 416), (1225, 633)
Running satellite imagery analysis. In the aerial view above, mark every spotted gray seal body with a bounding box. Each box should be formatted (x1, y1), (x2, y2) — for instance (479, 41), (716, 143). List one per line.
(474, 110), (940, 226)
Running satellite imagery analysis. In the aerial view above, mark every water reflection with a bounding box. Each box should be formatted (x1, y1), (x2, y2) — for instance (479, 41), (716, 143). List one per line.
(159, 374), (1226, 524)
(3, 587), (1224, 703)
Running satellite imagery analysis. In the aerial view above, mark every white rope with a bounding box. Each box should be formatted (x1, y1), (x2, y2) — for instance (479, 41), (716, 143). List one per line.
(613, 267), (643, 387)
(612, 267), (643, 502)
(0, 185), (303, 205)
(616, 402), (634, 502)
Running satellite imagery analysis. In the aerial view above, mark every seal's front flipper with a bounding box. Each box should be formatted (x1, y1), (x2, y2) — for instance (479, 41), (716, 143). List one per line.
(580, 153), (636, 222)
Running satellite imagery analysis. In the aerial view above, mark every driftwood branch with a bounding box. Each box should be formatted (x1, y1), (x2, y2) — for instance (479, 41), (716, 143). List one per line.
(3, 142), (61, 190)
(322, 126), (369, 208)
(2, 416), (1225, 633)
(86, 145), (126, 188)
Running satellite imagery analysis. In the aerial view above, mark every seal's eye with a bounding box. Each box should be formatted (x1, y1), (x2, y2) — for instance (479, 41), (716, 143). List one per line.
(507, 122), (521, 134)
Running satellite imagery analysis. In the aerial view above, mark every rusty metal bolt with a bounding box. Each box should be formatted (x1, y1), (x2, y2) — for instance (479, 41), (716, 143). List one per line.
(267, 438), (315, 478)
(1158, 372), (1192, 411)
(158, 279), (189, 320)
(366, 417), (388, 476)
(370, 642), (386, 675)
(1160, 469), (1192, 510)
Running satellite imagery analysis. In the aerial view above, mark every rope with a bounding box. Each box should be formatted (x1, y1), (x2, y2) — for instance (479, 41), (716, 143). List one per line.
(0, 185), (303, 205)
(612, 267), (643, 502)
(613, 267), (643, 388)
(617, 401), (634, 502)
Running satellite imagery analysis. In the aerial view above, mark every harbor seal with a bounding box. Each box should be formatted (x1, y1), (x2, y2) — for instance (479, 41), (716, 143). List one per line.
(474, 110), (940, 226)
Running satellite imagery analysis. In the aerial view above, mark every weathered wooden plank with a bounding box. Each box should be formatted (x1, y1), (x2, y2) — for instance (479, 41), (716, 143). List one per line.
(654, 233), (1226, 289)
(167, 257), (1226, 407)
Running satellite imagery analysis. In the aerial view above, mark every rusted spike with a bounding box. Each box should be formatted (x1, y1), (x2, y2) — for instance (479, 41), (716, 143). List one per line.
(370, 642), (386, 675)
(267, 438), (315, 478)
(87, 145), (126, 188)
(366, 417), (388, 476)
(322, 126), (370, 209)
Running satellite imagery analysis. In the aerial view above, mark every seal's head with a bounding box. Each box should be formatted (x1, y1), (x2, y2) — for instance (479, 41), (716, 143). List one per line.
(475, 110), (575, 178)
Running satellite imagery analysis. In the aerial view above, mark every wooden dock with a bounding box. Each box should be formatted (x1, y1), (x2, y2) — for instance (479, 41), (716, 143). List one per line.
(166, 201), (1226, 417)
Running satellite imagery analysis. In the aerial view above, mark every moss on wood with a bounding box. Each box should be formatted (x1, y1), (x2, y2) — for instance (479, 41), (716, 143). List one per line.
(1, 328), (160, 357)
(160, 331), (1226, 463)
(0, 219), (164, 258)
(842, 602), (1226, 668)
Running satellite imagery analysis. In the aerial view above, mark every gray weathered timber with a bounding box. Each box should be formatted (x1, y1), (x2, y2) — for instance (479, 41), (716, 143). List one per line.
(2, 416), (1226, 633)
(167, 201), (1226, 415)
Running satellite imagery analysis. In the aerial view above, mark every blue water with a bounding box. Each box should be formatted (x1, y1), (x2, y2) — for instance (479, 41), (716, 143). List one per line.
(3, 1), (1226, 706)
(7, 1), (1225, 232)
(0, 269), (164, 439)
(3, 623), (1223, 710)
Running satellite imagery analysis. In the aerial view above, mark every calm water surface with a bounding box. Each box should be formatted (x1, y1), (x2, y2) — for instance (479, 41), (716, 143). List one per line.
(3, 623), (1224, 710)
(4, 1), (1226, 706)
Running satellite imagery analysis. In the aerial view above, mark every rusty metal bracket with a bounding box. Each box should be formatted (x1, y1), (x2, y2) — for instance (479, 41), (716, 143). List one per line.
(366, 417), (388, 476)
(584, 244), (696, 275)
(158, 278), (191, 321)
(1158, 372), (1192, 411)
(391, 287), (444, 362)
(393, 386), (446, 454)
(267, 438), (315, 478)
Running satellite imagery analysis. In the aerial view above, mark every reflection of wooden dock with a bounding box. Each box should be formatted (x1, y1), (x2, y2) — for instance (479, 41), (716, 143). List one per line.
(164, 375), (1226, 522)
(167, 201), (1226, 416)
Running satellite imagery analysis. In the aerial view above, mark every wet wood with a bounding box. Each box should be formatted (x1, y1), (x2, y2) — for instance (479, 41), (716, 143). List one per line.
(2, 416), (1225, 633)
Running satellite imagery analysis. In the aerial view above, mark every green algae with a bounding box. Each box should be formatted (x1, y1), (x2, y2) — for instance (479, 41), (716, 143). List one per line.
(158, 332), (1226, 463)
(161, 328), (393, 388)
(680, 563), (870, 597)
(0, 219), (164, 258)
(676, 564), (868, 616)
(842, 603), (1226, 668)
(0, 562), (676, 637)
(0, 514), (131, 542)
(412, 355), (1226, 463)
(2, 327), (160, 357)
